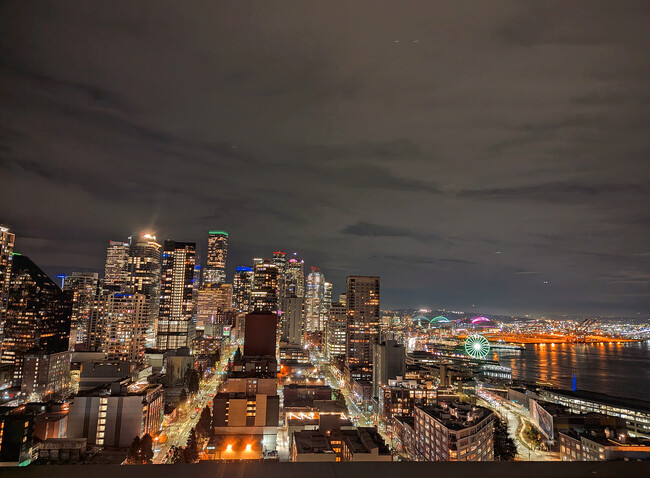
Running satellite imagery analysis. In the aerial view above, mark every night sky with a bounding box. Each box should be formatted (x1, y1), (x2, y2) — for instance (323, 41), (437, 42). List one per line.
(1, 1), (649, 317)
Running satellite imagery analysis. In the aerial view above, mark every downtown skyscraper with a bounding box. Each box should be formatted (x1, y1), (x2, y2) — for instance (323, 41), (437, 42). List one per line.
(0, 254), (72, 384)
(103, 240), (130, 289)
(102, 292), (148, 362)
(233, 266), (254, 313)
(0, 225), (15, 334)
(345, 275), (380, 382)
(284, 256), (305, 298)
(63, 271), (100, 347)
(203, 231), (228, 285)
(305, 267), (326, 333)
(251, 260), (279, 313)
(156, 240), (197, 350)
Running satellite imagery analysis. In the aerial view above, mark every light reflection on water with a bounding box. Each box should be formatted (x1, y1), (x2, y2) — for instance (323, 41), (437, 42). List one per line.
(492, 341), (650, 398)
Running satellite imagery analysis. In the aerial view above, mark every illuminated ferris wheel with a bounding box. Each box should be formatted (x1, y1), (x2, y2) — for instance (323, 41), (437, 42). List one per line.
(465, 334), (490, 359)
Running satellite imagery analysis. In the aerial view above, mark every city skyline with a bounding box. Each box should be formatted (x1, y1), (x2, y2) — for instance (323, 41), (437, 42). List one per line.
(0, 223), (647, 320)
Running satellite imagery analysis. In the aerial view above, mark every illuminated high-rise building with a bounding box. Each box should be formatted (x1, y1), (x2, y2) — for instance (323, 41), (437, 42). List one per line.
(305, 268), (326, 333)
(127, 233), (162, 338)
(204, 231), (228, 285)
(157, 240), (197, 350)
(0, 254), (72, 384)
(284, 256), (305, 298)
(196, 283), (233, 328)
(281, 295), (304, 346)
(102, 293), (148, 362)
(325, 302), (347, 362)
(251, 260), (279, 313)
(103, 240), (130, 289)
(323, 281), (333, 323)
(273, 251), (287, 306)
(345, 276), (380, 382)
(0, 225), (15, 334)
(63, 272), (100, 347)
(233, 266), (254, 313)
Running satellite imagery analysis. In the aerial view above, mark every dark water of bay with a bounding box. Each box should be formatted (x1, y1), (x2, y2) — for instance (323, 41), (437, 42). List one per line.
(491, 341), (650, 400)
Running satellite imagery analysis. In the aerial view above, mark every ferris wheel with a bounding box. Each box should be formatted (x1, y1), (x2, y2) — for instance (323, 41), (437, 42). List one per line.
(465, 334), (490, 359)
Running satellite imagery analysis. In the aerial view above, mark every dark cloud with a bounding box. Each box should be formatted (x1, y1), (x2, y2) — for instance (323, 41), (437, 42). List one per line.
(459, 181), (647, 202)
(0, 0), (649, 317)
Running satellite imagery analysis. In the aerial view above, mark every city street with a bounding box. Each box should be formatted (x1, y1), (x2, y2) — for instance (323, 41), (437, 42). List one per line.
(151, 343), (237, 464)
(477, 391), (558, 461)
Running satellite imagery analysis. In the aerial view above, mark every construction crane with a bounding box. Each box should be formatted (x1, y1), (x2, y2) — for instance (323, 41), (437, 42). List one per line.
(567, 318), (597, 343)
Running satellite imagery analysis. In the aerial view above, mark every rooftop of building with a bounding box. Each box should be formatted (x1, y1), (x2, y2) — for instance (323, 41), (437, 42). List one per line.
(77, 379), (162, 397)
(561, 427), (650, 448)
(293, 430), (336, 455)
(227, 370), (278, 379)
(417, 401), (493, 431)
(283, 383), (332, 391)
(542, 388), (650, 413)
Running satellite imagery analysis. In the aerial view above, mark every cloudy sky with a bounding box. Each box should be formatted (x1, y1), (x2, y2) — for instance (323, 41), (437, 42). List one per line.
(1, 1), (649, 317)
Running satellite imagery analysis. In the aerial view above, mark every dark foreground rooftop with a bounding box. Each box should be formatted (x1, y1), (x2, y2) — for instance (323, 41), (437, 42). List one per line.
(1, 461), (649, 478)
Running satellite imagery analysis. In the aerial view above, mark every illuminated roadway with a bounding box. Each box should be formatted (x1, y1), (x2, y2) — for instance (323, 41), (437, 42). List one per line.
(151, 342), (238, 464)
(477, 390), (559, 461)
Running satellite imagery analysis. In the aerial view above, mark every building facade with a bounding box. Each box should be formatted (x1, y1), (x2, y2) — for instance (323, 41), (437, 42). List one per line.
(197, 283), (233, 328)
(284, 257), (305, 299)
(251, 260), (279, 313)
(305, 268), (326, 333)
(127, 233), (162, 339)
(413, 402), (494, 461)
(157, 240), (197, 350)
(103, 240), (130, 290)
(63, 272), (100, 348)
(325, 302), (347, 362)
(0, 254), (71, 385)
(281, 296), (304, 346)
(101, 293), (148, 362)
(233, 266), (254, 313)
(372, 340), (406, 398)
(67, 380), (164, 447)
(204, 231), (228, 285)
(346, 276), (380, 382)
(20, 350), (72, 398)
(0, 225), (15, 334)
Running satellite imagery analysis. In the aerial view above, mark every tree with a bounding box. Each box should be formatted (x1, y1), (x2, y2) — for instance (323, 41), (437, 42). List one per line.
(171, 446), (186, 464)
(334, 389), (347, 410)
(493, 416), (517, 461)
(140, 433), (154, 464)
(126, 436), (141, 464)
(196, 406), (213, 438)
(215, 348), (221, 363)
(233, 346), (242, 363)
(188, 369), (200, 395)
(125, 434), (154, 464)
(179, 388), (188, 404)
(184, 427), (199, 463)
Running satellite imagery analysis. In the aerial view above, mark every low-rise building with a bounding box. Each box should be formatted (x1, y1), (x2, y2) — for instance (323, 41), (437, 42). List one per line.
(284, 384), (332, 408)
(204, 435), (263, 461)
(540, 388), (650, 437)
(292, 425), (391, 462)
(33, 438), (87, 463)
(412, 401), (494, 461)
(379, 379), (436, 420)
(20, 351), (71, 399)
(0, 405), (36, 465)
(560, 427), (650, 461)
(67, 379), (164, 448)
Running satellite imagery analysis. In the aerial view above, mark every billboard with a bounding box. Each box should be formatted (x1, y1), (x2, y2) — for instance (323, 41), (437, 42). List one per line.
(530, 399), (554, 440)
